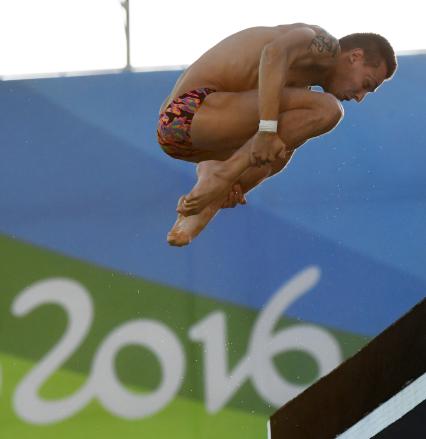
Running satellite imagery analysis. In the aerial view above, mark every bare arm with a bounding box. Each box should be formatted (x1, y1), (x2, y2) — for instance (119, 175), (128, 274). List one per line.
(250, 26), (340, 167)
(258, 28), (316, 121)
(258, 26), (340, 121)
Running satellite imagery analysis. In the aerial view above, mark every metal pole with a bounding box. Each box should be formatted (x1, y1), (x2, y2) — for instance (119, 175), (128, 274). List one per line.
(121, 0), (131, 71)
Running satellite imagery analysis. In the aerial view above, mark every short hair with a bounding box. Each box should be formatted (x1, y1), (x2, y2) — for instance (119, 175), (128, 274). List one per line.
(339, 33), (397, 79)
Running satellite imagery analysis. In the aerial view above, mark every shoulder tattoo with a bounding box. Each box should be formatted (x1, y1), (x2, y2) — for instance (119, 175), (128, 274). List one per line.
(308, 30), (339, 58)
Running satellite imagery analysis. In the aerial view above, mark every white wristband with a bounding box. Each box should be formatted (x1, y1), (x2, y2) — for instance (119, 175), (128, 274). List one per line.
(258, 119), (278, 133)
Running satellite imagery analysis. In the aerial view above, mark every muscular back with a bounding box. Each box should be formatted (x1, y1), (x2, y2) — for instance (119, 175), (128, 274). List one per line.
(162, 23), (336, 111)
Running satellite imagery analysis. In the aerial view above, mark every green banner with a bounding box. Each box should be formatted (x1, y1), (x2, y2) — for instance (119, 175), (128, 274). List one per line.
(0, 235), (368, 438)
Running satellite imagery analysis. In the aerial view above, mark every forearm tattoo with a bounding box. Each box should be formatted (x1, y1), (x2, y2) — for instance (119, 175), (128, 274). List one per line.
(308, 31), (339, 58)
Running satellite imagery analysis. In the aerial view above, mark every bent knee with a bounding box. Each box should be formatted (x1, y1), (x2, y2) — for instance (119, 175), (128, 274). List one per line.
(319, 93), (344, 129)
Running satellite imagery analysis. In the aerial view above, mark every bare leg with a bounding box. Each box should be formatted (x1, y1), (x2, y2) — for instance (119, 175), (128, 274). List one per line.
(176, 141), (252, 216)
(178, 103), (342, 216)
(168, 160), (286, 246)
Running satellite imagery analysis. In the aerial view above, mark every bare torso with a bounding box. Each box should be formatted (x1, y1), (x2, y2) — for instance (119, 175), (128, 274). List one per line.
(160, 23), (325, 113)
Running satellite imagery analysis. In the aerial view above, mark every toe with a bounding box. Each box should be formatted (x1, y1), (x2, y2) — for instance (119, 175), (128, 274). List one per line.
(183, 196), (199, 208)
(176, 196), (190, 215)
(167, 231), (191, 247)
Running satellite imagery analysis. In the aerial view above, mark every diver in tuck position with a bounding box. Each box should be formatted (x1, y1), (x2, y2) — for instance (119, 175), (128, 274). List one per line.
(157, 23), (397, 246)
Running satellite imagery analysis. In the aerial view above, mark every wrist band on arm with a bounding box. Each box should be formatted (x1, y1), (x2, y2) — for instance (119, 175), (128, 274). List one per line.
(258, 119), (278, 133)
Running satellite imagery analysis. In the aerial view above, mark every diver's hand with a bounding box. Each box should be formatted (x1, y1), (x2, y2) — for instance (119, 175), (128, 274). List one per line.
(250, 132), (286, 167)
(221, 183), (247, 208)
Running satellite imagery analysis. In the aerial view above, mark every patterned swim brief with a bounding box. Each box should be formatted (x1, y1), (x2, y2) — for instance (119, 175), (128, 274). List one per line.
(157, 87), (216, 160)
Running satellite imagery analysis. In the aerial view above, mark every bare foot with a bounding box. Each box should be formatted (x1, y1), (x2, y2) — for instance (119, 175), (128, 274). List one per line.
(177, 161), (233, 216)
(168, 196), (223, 246)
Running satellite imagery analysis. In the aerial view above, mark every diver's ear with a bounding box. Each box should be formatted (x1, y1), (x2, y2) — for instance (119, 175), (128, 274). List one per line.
(349, 48), (364, 63)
